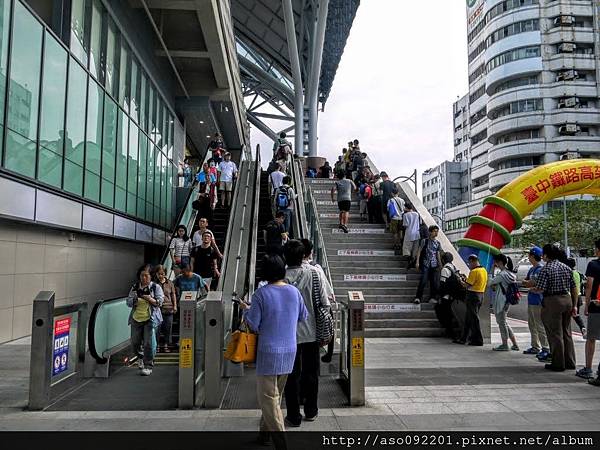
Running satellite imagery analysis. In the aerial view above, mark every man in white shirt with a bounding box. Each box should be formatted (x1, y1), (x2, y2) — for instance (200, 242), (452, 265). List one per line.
(386, 190), (405, 250)
(402, 202), (420, 265)
(270, 164), (286, 212)
(217, 153), (238, 208)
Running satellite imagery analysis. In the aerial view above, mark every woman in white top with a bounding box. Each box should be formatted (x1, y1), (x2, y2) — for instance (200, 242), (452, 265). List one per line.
(488, 253), (519, 352)
(169, 225), (192, 273)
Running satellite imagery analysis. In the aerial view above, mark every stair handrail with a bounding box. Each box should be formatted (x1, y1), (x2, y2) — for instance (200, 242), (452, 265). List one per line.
(247, 144), (262, 296)
(289, 156), (309, 239)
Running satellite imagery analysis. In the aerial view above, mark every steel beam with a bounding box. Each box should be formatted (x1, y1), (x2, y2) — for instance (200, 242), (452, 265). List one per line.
(247, 112), (278, 141)
(307, 0), (328, 157)
(282, 0), (304, 156)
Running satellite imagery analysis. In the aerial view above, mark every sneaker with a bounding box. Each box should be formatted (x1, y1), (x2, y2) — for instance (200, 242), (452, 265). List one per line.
(452, 339), (466, 345)
(511, 344), (520, 351)
(588, 376), (600, 387)
(342, 225), (349, 234)
(321, 354), (332, 363)
(428, 299), (438, 304)
(137, 358), (144, 370)
(141, 368), (152, 376)
(575, 367), (594, 379)
(493, 344), (510, 351)
(536, 351), (550, 361)
(304, 413), (318, 422)
(582, 327), (587, 339)
(523, 347), (540, 355)
(284, 416), (301, 428)
(413, 298), (421, 305)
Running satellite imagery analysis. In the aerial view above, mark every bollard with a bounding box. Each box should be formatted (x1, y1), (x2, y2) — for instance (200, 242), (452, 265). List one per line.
(29, 292), (56, 410)
(347, 291), (365, 406)
(178, 291), (198, 409)
(204, 291), (224, 408)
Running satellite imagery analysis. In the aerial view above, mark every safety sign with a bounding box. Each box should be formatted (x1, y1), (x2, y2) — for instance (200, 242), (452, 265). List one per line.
(337, 249), (395, 256)
(344, 274), (407, 282)
(332, 228), (385, 234)
(351, 337), (364, 367)
(179, 338), (193, 369)
(52, 317), (71, 376)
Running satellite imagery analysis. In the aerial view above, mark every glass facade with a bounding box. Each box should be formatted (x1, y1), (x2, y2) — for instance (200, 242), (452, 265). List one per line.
(0, 0), (178, 230)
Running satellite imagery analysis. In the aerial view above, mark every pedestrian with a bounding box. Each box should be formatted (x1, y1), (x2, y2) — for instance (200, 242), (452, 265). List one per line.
(334, 156), (345, 176)
(192, 217), (222, 258)
(414, 225), (442, 304)
(351, 151), (364, 185)
(331, 170), (356, 234)
(169, 225), (192, 274)
(183, 160), (193, 187)
(127, 265), (164, 376)
(273, 132), (292, 172)
(284, 240), (330, 427)
(437, 252), (462, 338)
(371, 174), (384, 224)
(270, 164), (286, 213)
(275, 175), (297, 237)
(239, 255), (307, 443)
(197, 162), (218, 209)
(531, 244), (577, 372)
(174, 264), (207, 299)
(264, 211), (289, 256)
(455, 254), (487, 346)
(217, 152), (237, 208)
(207, 132), (224, 165)
(365, 180), (377, 224)
(319, 161), (332, 179)
(386, 189), (405, 251)
(379, 172), (396, 229)
(153, 265), (177, 353)
(488, 254), (520, 351)
(190, 231), (220, 288)
(576, 238), (600, 383)
(402, 203), (420, 267)
(521, 247), (550, 359)
(566, 258), (586, 336)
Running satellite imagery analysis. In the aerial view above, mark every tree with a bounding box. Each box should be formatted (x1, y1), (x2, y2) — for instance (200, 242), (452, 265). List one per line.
(520, 198), (600, 256)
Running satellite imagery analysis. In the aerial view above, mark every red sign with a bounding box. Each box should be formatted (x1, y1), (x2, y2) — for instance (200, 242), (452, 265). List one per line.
(54, 317), (71, 336)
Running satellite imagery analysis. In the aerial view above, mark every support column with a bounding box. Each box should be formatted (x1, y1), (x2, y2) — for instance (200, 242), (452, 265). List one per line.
(282, 0), (304, 156)
(307, 0), (329, 157)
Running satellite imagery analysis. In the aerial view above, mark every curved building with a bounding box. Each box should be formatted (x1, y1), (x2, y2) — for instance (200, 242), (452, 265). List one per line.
(468, 0), (600, 193)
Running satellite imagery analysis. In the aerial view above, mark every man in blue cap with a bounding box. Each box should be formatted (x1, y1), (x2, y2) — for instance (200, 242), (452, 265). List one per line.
(522, 246), (550, 360)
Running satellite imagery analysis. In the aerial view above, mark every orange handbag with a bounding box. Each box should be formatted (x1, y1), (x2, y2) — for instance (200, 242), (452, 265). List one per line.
(224, 322), (257, 363)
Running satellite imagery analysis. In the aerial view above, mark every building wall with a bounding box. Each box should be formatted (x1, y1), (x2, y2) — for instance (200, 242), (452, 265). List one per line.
(0, 219), (144, 343)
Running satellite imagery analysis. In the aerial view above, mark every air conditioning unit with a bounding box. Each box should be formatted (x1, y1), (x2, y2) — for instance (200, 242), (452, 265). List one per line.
(556, 69), (579, 81)
(559, 43), (576, 53)
(554, 15), (575, 26)
(558, 97), (579, 108)
(558, 123), (580, 135)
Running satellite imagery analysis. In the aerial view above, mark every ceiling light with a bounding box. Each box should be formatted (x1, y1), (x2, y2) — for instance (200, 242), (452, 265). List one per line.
(199, 120), (204, 124)
(206, 135), (211, 138)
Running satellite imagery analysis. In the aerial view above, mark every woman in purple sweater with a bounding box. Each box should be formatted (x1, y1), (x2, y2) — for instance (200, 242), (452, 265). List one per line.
(240, 254), (308, 439)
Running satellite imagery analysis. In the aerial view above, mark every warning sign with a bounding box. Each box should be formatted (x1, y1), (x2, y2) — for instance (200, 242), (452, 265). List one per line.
(52, 317), (71, 376)
(337, 249), (395, 256)
(365, 304), (420, 312)
(332, 228), (385, 234)
(319, 213), (339, 218)
(351, 337), (364, 367)
(179, 338), (193, 369)
(344, 274), (407, 282)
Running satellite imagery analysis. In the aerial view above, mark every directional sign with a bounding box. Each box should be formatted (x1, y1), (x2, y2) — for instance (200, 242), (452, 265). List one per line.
(332, 228), (385, 234)
(344, 274), (407, 282)
(365, 304), (420, 312)
(320, 213), (339, 219)
(52, 317), (71, 376)
(337, 249), (395, 256)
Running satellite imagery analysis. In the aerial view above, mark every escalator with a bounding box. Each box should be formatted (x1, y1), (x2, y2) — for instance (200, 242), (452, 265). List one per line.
(253, 171), (273, 285)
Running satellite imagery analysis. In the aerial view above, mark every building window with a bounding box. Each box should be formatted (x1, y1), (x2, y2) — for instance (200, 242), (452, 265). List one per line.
(469, 63), (485, 84)
(470, 85), (485, 104)
(486, 46), (541, 72)
(101, 95), (117, 208)
(470, 106), (487, 125)
(84, 78), (103, 202)
(496, 128), (541, 144)
(64, 58), (87, 196)
(489, 98), (543, 119)
(487, 0), (539, 23)
(486, 19), (539, 47)
(493, 75), (540, 94)
(89, 0), (103, 80)
(70, 0), (89, 66)
(497, 156), (541, 170)
(471, 129), (488, 145)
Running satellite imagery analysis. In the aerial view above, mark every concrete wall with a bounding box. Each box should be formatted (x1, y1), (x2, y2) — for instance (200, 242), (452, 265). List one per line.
(0, 219), (144, 344)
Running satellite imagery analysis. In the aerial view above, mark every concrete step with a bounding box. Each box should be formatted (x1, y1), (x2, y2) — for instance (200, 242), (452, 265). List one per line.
(329, 267), (417, 276)
(318, 221), (386, 228)
(365, 328), (445, 338)
(328, 261), (409, 269)
(360, 294), (433, 304)
(327, 254), (409, 263)
(333, 287), (427, 296)
(365, 318), (441, 329)
(333, 279), (420, 288)
(365, 310), (437, 319)
(326, 242), (396, 250)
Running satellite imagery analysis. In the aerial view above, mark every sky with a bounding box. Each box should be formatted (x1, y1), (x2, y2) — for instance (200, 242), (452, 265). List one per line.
(250, 0), (469, 192)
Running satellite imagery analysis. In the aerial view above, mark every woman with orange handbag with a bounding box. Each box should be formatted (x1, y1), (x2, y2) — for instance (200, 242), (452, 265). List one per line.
(239, 255), (307, 441)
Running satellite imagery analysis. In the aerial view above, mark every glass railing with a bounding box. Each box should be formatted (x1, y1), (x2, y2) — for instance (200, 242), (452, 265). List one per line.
(88, 296), (130, 363)
(194, 299), (206, 389)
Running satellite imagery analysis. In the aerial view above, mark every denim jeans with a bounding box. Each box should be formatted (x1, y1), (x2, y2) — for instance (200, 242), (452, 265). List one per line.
(157, 313), (174, 347)
(415, 266), (440, 301)
(131, 319), (156, 367)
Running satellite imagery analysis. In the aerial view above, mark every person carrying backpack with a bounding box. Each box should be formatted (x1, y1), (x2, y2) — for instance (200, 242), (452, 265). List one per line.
(276, 176), (296, 238)
(386, 189), (405, 250)
(488, 253), (520, 352)
(438, 252), (465, 339)
(358, 180), (370, 222)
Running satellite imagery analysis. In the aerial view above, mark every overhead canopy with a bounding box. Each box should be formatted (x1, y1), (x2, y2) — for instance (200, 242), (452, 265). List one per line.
(231, 0), (360, 105)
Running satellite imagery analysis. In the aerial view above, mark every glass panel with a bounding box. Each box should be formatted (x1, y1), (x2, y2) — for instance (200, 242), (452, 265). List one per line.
(130, 57), (138, 122)
(136, 197), (145, 220)
(70, 0), (89, 65)
(84, 78), (102, 200)
(148, 84), (155, 142)
(146, 140), (154, 205)
(137, 133), (147, 200)
(5, 2), (43, 177)
(63, 159), (83, 196)
(139, 73), (146, 131)
(0, 0), (10, 131)
(115, 186), (126, 212)
(118, 41), (129, 112)
(115, 108), (127, 188)
(102, 95), (117, 183)
(126, 119), (138, 215)
(65, 59), (87, 167)
(153, 147), (161, 221)
(155, 101), (163, 148)
(100, 179), (114, 207)
(39, 32), (68, 154)
(89, 0), (102, 80)
(105, 18), (117, 96)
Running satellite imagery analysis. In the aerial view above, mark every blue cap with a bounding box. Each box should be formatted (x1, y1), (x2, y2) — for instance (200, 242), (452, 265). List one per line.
(529, 246), (542, 258)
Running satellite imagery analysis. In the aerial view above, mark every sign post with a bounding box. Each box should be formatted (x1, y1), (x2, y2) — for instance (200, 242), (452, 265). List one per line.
(347, 291), (365, 406)
(178, 291), (198, 409)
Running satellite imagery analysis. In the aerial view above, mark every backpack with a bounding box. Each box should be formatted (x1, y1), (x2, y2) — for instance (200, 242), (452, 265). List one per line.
(359, 183), (366, 197)
(440, 265), (467, 301)
(267, 160), (279, 175)
(500, 280), (522, 305)
(276, 186), (290, 209)
(419, 218), (429, 240)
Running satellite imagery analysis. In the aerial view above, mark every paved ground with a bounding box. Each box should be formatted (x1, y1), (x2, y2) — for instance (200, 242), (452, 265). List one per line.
(1, 319), (599, 431)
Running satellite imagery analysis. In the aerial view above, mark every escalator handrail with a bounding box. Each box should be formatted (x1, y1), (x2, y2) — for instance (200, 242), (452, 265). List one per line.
(88, 295), (129, 364)
(247, 144), (262, 296)
(289, 156), (309, 239)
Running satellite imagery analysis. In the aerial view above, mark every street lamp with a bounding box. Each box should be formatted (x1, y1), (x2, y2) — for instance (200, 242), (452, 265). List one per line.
(392, 169), (418, 195)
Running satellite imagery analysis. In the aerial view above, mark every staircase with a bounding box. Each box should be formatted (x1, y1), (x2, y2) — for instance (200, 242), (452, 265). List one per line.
(306, 178), (444, 338)
(254, 171), (274, 285)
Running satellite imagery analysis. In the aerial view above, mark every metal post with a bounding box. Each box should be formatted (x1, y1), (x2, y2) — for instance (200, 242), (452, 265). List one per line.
(204, 291), (224, 408)
(178, 291), (197, 409)
(29, 291), (55, 410)
(282, 0), (304, 156)
(563, 196), (569, 254)
(307, 0), (329, 157)
(347, 291), (365, 406)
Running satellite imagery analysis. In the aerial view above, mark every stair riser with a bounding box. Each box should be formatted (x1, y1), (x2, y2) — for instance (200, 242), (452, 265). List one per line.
(365, 319), (441, 329)
(365, 312), (437, 319)
(329, 268), (418, 276)
(365, 329), (445, 338)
